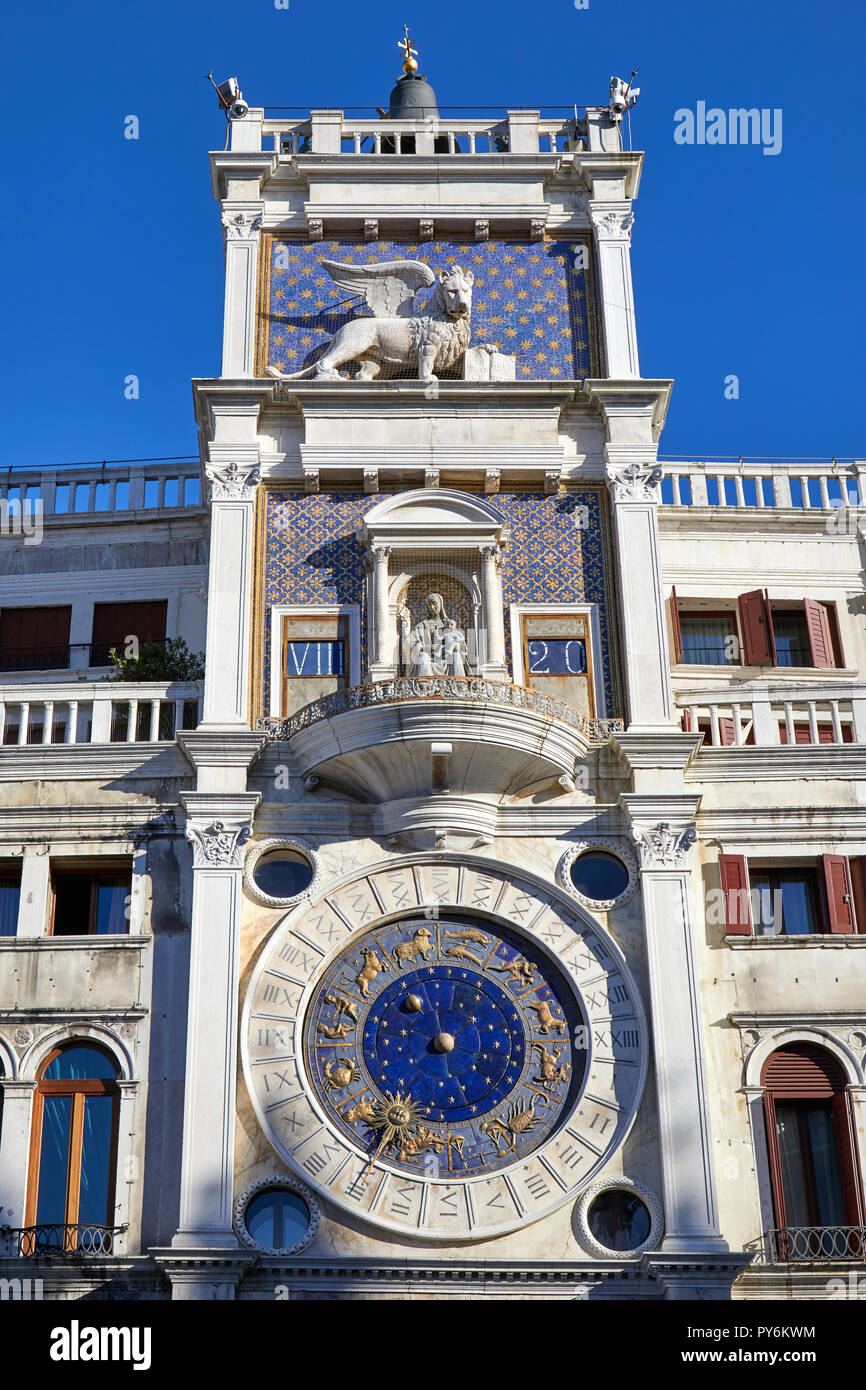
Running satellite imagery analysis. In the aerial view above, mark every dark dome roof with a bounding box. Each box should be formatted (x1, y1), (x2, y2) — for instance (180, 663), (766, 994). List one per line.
(388, 73), (440, 119)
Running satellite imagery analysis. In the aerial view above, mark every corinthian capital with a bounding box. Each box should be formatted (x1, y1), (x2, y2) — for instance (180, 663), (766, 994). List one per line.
(185, 818), (251, 869)
(589, 204), (635, 241)
(206, 462), (260, 502)
(221, 207), (264, 240)
(631, 821), (697, 870)
(605, 462), (663, 503)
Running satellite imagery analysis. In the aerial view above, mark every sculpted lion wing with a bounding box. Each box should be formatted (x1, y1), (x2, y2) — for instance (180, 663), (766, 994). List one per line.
(321, 259), (436, 318)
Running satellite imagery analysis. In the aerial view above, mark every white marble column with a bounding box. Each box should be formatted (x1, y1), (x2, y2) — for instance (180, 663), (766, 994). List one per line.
(0, 1080), (35, 1233)
(220, 203), (263, 378)
(373, 545), (392, 667)
(622, 796), (728, 1253)
(605, 461), (673, 726)
(171, 792), (260, 1255)
(588, 201), (640, 378)
(480, 545), (508, 677)
(201, 462), (259, 729)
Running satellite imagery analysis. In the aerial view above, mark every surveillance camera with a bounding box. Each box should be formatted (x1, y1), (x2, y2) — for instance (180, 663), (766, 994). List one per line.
(230, 99), (249, 119)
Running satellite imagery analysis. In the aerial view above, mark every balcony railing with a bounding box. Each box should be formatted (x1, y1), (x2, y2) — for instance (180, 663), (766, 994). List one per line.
(659, 457), (866, 511)
(675, 682), (866, 747)
(2, 1224), (126, 1257)
(258, 108), (592, 158)
(258, 677), (624, 743)
(0, 680), (203, 746)
(763, 1226), (866, 1262)
(0, 639), (169, 674)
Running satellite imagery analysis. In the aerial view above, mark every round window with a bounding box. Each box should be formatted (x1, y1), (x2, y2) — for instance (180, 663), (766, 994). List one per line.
(569, 851), (629, 902)
(252, 850), (314, 901)
(586, 1189), (651, 1252)
(245, 1189), (310, 1252)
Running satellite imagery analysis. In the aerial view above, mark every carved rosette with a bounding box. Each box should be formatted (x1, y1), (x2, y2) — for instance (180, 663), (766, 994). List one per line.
(186, 819), (252, 870)
(221, 209), (263, 241)
(605, 462), (664, 503)
(206, 463), (260, 503)
(631, 821), (697, 870)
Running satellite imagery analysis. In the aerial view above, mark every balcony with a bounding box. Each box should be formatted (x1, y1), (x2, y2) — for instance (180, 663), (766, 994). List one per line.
(0, 680), (203, 746)
(0, 460), (203, 526)
(675, 682), (866, 749)
(659, 456), (865, 513)
(2, 1224), (126, 1257)
(257, 678), (622, 824)
(762, 1226), (866, 1262)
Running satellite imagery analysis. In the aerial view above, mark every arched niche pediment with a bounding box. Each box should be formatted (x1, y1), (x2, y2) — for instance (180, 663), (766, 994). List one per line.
(362, 488), (509, 549)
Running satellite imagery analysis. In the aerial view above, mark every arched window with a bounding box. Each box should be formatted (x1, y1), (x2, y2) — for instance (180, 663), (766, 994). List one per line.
(25, 1043), (120, 1254)
(761, 1043), (864, 1258)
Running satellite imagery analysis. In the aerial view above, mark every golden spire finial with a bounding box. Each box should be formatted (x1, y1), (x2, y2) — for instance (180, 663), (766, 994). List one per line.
(398, 24), (419, 76)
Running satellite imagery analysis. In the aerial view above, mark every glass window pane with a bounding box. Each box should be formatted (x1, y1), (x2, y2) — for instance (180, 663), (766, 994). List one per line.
(95, 880), (128, 935)
(775, 1104), (811, 1227)
(749, 871), (778, 935)
(36, 1095), (72, 1225)
(252, 851), (314, 900)
(570, 851), (629, 901)
(779, 872), (819, 936)
(680, 614), (738, 666)
(772, 611), (811, 667)
(245, 1190), (310, 1249)
(0, 879), (20, 936)
(44, 1045), (117, 1081)
(78, 1095), (114, 1226)
(807, 1107), (845, 1226)
(587, 1191), (651, 1251)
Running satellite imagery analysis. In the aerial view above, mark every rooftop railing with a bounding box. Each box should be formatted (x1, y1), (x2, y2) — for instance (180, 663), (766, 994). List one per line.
(0, 459), (203, 521)
(659, 458), (866, 511)
(0, 680), (203, 746)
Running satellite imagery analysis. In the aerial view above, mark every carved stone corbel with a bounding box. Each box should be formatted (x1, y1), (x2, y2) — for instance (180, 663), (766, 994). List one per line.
(474, 218), (489, 242)
(419, 218), (434, 241)
(424, 467), (440, 488)
(364, 218), (379, 242)
(605, 462), (664, 503)
(304, 467), (320, 494)
(185, 818), (251, 870)
(205, 462), (260, 503)
(484, 468), (501, 495)
(631, 821), (697, 870)
(363, 468), (379, 494)
(308, 218), (323, 242)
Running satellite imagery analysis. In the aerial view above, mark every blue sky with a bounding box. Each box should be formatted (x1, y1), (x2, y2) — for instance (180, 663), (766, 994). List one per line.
(2, 0), (863, 468)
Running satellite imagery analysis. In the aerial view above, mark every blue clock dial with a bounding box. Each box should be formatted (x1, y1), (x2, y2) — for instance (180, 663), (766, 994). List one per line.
(304, 917), (586, 1177)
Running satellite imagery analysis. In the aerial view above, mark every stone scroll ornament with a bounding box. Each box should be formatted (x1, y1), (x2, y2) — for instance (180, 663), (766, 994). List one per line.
(605, 463), (664, 503)
(206, 463), (261, 503)
(186, 820), (251, 869)
(631, 822), (697, 869)
(265, 259), (502, 386)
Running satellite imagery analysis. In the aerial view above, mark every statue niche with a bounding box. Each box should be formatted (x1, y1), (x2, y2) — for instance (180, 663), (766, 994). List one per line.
(399, 591), (472, 678)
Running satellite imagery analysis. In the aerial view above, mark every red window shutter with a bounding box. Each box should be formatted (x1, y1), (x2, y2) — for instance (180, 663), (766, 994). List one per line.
(821, 853), (856, 934)
(761, 1043), (847, 1097)
(833, 1092), (865, 1226)
(0, 606), (71, 651)
(681, 707), (692, 732)
(762, 1091), (788, 1230)
(849, 856), (866, 934)
(804, 599), (835, 669)
(718, 717), (736, 746)
(738, 590), (774, 665)
(719, 853), (752, 934)
(670, 587), (682, 663)
(91, 601), (167, 646)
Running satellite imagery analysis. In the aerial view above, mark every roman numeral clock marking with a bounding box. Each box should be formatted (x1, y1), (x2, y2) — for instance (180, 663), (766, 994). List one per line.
(242, 858), (648, 1242)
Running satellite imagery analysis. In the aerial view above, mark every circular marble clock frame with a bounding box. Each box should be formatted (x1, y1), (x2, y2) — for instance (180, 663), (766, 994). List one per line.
(242, 853), (649, 1242)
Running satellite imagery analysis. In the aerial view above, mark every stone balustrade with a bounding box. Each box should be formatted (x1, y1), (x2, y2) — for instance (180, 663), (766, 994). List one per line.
(0, 680), (203, 746)
(676, 682), (866, 747)
(259, 110), (589, 158)
(0, 460), (203, 523)
(660, 459), (866, 512)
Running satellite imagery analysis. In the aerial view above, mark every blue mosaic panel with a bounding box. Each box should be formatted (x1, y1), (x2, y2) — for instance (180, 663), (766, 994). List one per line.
(261, 489), (617, 715)
(259, 239), (595, 381)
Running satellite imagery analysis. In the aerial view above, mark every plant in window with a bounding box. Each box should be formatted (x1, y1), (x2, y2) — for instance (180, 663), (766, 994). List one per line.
(107, 636), (204, 682)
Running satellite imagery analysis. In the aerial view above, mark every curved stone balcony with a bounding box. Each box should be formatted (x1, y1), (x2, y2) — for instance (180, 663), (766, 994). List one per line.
(257, 678), (622, 815)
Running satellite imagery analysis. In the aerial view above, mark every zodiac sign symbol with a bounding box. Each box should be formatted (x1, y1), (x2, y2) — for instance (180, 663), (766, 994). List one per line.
(531, 1042), (570, 1089)
(323, 1055), (360, 1090)
(324, 994), (358, 1023)
(443, 928), (489, 946)
(317, 1019), (354, 1041)
(395, 1123), (446, 1165)
(345, 1095), (377, 1126)
(393, 927), (434, 968)
(347, 948), (389, 998)
(444, 944), (483, 965)
(526, 1000), (566, 1035)
(490, 956), (537, 988)
(480, 1095), (546, 1152)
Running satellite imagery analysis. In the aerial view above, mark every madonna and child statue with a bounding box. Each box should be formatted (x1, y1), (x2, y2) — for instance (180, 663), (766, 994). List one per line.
(400, 592), (471, 678)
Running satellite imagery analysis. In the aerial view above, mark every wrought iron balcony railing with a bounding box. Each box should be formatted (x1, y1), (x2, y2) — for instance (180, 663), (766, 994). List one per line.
(257, 677), (625, 744)
(764, 1225), (866, 1262)
(2, 1223), (127, 1257)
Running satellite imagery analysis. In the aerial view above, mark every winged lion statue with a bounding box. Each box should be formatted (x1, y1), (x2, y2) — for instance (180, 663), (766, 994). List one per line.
(266, 258), (499, 384)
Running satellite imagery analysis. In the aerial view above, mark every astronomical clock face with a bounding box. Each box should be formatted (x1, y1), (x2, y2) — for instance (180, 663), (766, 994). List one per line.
(243, 857), (648, 1241)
